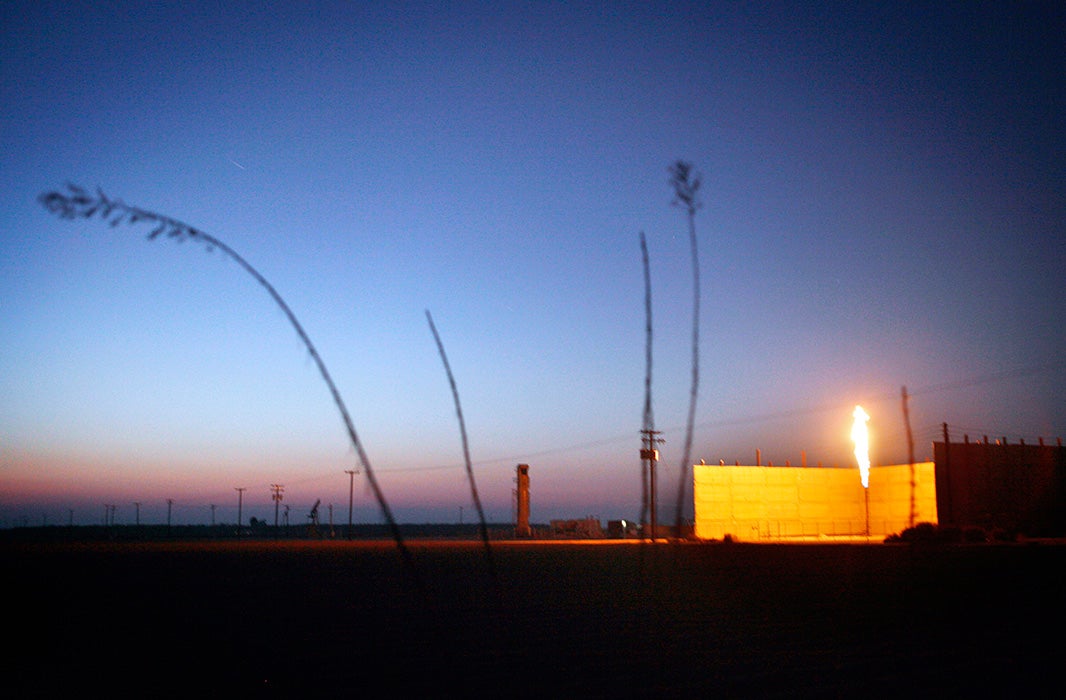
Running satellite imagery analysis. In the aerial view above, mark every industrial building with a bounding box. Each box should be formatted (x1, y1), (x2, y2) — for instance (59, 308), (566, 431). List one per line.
(693, 437), (1066, 542)
(934, 437), (1066, 537)
(694, 462), (937, 542)
(515, 463), (531, 537)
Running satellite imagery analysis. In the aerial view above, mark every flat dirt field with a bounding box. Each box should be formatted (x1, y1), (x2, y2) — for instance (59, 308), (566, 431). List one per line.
(7, 539), (1064, 697)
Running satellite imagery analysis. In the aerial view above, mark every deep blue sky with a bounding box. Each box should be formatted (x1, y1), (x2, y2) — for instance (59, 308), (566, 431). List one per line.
(2, 1), (1063, 526)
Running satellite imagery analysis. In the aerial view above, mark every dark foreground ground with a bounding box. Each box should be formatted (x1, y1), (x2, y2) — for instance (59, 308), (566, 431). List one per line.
(8, 539), (1065, 698)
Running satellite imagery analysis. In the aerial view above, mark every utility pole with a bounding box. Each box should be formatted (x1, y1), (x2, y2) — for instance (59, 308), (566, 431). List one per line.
(132, 502), (141, 527)
(640, 429), (664, 540)
(210, 504), (216, 527)
(235, 487), (246, 540)
(271, 484), (284, 538)
(166, 498), (173, 536)
(345, 470), (357, 540)
(942, 423), (953, 524)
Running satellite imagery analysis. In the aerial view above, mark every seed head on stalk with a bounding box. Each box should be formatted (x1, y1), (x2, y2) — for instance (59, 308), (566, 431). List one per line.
(669, 161), (702, 214)
(39, 183), (417, 580)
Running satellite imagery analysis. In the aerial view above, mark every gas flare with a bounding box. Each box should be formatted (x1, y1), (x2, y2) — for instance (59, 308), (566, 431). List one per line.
(852, 405), (871, 488)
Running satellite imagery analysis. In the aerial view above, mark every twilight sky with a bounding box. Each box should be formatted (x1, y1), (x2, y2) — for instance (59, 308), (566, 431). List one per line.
(2, 1), (1063, 527)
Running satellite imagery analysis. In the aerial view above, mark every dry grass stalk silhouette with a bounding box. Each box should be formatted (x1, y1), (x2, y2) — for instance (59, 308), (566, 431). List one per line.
(669, 161), (702, 536)
(639, 231), (654, 532)
(425, 309), (495, 577)
(38, 184), (416, 576)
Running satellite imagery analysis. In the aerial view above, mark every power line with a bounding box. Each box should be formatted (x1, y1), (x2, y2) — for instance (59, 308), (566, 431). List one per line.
(134, 362), (1066, 505)
(907, 360), (1065, 397)
(268, 362), (1064, 483)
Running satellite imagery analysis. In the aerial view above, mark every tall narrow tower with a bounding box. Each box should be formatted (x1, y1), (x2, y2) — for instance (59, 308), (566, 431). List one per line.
(515, 463), (531, 537)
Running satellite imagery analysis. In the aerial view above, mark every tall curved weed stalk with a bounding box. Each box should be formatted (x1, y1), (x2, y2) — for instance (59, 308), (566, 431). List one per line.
(39, 184), (415, 576)
(425, 310), (495, 578)
(669, 162), (702, 536)
(639, 231), (655, 533)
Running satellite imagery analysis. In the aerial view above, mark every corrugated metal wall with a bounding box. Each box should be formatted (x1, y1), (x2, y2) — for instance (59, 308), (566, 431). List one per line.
(934, 440), (1066, 536)
(694, 463), (937, 541)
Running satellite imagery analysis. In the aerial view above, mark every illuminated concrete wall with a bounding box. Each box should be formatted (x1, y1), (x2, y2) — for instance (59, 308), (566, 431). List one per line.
(694, 463), (937, 542)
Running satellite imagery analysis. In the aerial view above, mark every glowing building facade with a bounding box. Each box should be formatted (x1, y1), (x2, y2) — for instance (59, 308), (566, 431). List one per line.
(693, 462), (938, 542)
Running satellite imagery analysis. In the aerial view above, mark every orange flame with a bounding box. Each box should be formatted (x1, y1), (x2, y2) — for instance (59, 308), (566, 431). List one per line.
(851, 405), (871, 488)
